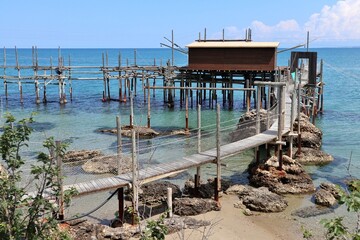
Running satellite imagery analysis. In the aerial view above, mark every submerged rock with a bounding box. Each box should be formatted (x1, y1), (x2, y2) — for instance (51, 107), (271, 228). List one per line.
(100, 125), (159, 138)
(82, 155), (131, 174)
(63, 150), (103, 163)
(293, 147), (333, 165)
(173, 197), (220, 216)
(139, 181), (182, 205)
(292, 205), (334, 218)
(249, 155), (315, 194)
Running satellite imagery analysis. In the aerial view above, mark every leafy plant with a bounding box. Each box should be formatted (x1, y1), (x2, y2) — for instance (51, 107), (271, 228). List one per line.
(321, 179), (360, 240)
(301, 225), (313, 239)
(140, 212), (168, 240)
(0, 114), (73, 239)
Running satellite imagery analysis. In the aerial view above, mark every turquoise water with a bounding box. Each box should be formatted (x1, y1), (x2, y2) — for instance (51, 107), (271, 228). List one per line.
(0, 48), (359, 186)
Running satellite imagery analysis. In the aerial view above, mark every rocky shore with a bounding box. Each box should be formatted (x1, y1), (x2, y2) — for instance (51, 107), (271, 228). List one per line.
(62, 112), (339, 239)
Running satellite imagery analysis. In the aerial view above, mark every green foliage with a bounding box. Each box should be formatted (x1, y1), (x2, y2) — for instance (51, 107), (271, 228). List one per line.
(140, 213), (168, 240)
(321, 179), (360, 240)
(0, 114), (73, 240)
(301, 225), (313, 239)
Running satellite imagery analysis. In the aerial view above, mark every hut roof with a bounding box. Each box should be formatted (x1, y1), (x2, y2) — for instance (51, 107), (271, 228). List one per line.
(186, 41), (279, 48)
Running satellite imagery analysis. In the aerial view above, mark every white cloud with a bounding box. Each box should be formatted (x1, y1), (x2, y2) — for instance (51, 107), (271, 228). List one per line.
(245, 0), (360, 46)
(305, 0), (360, 42)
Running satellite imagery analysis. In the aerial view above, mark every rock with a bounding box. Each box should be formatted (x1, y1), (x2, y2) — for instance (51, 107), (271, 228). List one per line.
(296, 132), (322, 149)
(64, 150), (103, 163)
(100, 125), (159, 138)
(237, 186), (288, 212)
(313, 182), (340, 207)
(139, 181), (182, 205)
(82, 155), (131, 174)
(230, 109), (271, 141)
(319, 182), (340, 199)
(314, 189), (337, 207)
(170, 129), (190, 136)
(234, 200), (253, 216)
(69, 220), (138, 240)
(173, 197), (221, 216)
(293, 113), (323, 150)
(293, 147), (334, 165)
(292, 205), (334, 218)
(249, 155), (315, 194)
(226, 184), (247, 195)
(183, 178), (231, 198)
(164, 216), (211, 234)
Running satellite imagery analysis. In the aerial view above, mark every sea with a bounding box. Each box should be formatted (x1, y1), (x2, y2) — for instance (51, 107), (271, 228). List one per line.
(0, 48), (359, 232)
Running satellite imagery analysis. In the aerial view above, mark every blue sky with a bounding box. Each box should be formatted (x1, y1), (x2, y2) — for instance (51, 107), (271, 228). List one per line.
(1, 0), (358, 48)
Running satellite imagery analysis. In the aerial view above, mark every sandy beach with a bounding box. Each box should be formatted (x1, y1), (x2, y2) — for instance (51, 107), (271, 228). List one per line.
(165, 194), (304, 240)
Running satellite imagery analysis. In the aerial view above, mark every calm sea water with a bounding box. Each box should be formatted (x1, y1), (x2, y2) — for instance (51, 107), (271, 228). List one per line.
(0, 48), (359, 186)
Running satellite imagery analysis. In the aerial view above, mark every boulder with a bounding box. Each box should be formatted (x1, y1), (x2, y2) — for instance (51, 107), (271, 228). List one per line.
(64, 150), (103, 163)
(313, 182), (340, 207)
(236, 186), (288, 212)
(249, 155), (315, 194)
(230, 109), (271, 141)
(293, 113), (323, 150)
(82, 155), (131, 174)
(293, 147), (333, 165)
(225, 184), (247, 195)
(314, 189), (337, 207)
(173, 197), (220, 216)
(139, 181), (182, 205)
(183, 178), (231, 198)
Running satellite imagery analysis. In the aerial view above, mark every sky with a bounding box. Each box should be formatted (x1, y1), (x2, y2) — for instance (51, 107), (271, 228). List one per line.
(1, 0), (359, 48)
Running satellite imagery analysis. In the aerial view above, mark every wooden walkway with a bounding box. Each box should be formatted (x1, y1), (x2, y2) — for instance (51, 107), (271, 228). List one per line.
(63, 84), (294, 196)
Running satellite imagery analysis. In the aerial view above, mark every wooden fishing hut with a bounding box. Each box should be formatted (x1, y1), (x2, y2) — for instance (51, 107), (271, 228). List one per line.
(176, 40), (280, 110)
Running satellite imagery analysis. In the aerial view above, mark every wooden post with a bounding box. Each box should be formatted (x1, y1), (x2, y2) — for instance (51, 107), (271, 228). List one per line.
(102, 53), (107, 101)
(68, 55), (73, 102)
(3, 47), (8, 100)
(147, 79), (151, 128)
(195, 104), (201, 188)
(15, 47), (23, 103)
(171, 30), (174, 66)
(288, 88), (296, 158)
(277, 86), (284, 170)
(116, 116), (122, 175)
(311, 86), (317, 125)
(185, 89), (189, 131)
(118, 53), (122, 101)
(131, 129), (138, 225)
(215, 104), (221, 202)
(319, 59), (324, 113)
(246, 79), (250, 112)
(130, 92), (134, 128)
(297, 73), (302, 155)
(167, 187), (173, 218)
(56, 140), (64, 220)
(117, 187), (124, 226)
(255, 86), (261, 163)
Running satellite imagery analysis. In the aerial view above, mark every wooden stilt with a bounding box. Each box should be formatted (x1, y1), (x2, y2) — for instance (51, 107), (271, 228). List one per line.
(215, 104), (221, 202)
(117, 187), (124, 226)
(147, 79), (151, 128)
(116, 116), (122, 175)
